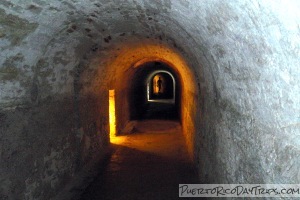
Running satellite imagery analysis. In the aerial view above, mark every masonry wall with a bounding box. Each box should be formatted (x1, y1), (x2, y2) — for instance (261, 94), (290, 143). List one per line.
(0, 0), (299, 199)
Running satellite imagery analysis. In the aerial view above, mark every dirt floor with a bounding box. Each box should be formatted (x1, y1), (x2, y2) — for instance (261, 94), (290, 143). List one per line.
(80, 120), (199, 200)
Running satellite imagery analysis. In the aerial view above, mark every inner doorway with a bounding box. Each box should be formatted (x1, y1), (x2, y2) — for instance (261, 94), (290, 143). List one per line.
(129, 62), (181, 121)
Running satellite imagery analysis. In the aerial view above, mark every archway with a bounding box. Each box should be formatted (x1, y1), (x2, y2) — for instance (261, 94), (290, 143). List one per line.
(94, 41), (198, 157)
(128, 61), (180, 121)
(147, 70), (176, 103)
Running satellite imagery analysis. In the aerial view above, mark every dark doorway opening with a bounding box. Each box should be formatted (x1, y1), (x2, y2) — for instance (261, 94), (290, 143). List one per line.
(148, 71), (175, 102)
(129, 62), (181, 121)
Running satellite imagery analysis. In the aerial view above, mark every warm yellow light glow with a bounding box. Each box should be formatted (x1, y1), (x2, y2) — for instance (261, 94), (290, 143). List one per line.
(153, 75), (165, 94)
(109, 90), (116, 141)
(98, 40), (196, 157)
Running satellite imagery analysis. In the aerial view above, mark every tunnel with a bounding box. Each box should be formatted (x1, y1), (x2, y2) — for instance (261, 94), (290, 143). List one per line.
(0, 0), (299, 199)
(128, 61), (180, 121)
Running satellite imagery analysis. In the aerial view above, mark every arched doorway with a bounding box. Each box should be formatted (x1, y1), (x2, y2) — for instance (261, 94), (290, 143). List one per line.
(129, 61), (181, 121)
(147, 70), (176, 104)
(106, 42), (197, 157)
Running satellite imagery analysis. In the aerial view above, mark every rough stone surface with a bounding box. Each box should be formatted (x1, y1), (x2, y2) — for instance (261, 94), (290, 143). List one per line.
(81, 120), (197, 200)
(0, 0), (299, 199)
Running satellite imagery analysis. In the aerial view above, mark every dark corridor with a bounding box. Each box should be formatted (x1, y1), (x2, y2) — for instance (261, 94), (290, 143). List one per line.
(80, 121), (198, 200)
(141, 102), (177, 120)
(129, 62), (181, 121)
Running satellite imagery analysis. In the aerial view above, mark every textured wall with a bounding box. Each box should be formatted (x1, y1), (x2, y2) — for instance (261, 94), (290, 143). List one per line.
(0, 0), (299, 199)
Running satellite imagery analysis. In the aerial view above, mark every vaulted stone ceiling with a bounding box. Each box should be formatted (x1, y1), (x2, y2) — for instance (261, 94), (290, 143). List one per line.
(0, 0), (299, 199)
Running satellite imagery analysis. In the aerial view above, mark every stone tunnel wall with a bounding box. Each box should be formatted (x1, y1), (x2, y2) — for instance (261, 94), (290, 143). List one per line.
(0, 0), (299, 199)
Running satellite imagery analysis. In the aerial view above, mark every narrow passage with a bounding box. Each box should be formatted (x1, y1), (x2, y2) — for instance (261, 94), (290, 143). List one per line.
(80, 120), (199, 200)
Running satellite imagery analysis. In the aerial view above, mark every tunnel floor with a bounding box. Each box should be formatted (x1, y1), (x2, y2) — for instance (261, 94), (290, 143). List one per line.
(133, 102), (179, 120)
(80, 120), (198, 200)
(141, 103), (178, 120)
